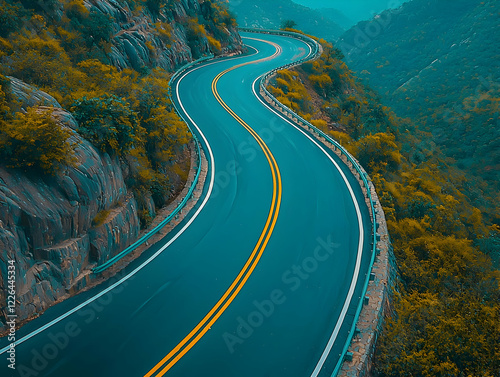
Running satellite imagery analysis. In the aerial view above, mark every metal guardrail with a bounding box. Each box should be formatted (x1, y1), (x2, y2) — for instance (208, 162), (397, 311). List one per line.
(245, 28), (379, 377)
(239, 27), (323, 59)
(92, 55), (214, 274)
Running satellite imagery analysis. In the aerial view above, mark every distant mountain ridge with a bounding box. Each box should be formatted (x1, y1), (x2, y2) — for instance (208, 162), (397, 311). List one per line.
(318, 7), (355, 29)
(338, 0), (500, 190)
(227, 0), (345, 41)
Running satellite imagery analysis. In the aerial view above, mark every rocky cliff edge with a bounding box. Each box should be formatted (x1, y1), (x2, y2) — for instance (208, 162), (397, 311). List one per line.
(0, 78), (140, 331)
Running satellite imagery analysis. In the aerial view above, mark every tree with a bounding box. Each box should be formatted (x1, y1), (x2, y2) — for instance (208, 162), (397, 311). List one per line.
(309, 73), (333, 97)
(354, 132), (402, 173)
(145, 0), (176, 16)
(477, 225), (500, 268)
(376, 290), (500, 377)
(142, 105), (189, 167)
(281, 19), (297, 30)
(0, 75), (11, 120)
(5, 33), (86, 100)
(0, 0), (25, 37)
(0, 108), (76, 174)
(71, 95), (142, 156)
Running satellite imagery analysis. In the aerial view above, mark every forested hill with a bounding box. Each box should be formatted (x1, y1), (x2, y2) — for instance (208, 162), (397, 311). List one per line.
(338, 0), (499, 197)
(317, 7), (354, 30)
(267, 33), (500, 376)
(227, 0), (344, 41)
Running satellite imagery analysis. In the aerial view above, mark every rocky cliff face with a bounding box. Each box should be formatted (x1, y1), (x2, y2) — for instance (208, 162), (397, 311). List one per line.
(0, 0), (243, 332)
(88, 0), (242, 71)
(0, 78), (140, 330)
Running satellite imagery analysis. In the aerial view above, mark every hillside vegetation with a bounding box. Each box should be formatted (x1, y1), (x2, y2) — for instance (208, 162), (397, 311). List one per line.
(268, 35), (500, 376)
(0, 0), (238, 226)
(339, 0), (500, 205)
(0, 0), (241, 328)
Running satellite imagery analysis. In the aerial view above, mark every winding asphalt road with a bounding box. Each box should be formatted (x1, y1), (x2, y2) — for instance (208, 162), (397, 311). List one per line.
(0, 32), (372, 377)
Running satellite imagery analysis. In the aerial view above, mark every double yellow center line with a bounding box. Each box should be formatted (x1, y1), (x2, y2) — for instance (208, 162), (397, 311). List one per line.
(144, 41), (283, 377)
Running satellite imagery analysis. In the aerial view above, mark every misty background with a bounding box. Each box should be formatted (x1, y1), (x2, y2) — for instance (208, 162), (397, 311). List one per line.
(227, 0), (406, 38)
(291, 0), (405, 24)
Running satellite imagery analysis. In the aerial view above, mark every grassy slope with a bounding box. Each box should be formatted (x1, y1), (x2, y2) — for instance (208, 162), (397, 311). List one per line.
(338, 0), (500, 197)
(267, 35), (500, 376)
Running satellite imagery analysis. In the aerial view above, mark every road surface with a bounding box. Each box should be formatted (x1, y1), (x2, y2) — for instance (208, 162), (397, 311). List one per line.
(1, 31), (372, 377)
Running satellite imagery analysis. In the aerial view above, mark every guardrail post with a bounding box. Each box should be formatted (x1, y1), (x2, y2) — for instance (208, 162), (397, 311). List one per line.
(345, 352), (353, 362)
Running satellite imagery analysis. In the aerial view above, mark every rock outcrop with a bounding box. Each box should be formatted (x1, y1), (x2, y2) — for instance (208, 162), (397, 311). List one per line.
(0, 0), (243, 333)
(87, 0), (242, 71)
(0, 78), (140, 329)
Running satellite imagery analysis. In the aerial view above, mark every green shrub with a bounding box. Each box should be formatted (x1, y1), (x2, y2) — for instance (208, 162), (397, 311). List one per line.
(0, 0), (26, 37)
(20, 0), (59, 13)
(0, 74), (11, 119)
(71, 95), (142, 156)
(0, 107), (76, 174)
(80, 10), (113, 48)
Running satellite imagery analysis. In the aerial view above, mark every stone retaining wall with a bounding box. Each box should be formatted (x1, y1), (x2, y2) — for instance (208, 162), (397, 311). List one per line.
(338, 184), (397, 377)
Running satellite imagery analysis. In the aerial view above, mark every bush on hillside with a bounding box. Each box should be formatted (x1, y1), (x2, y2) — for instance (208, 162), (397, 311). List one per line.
(0, 107), (76, 174)
(71, 95), (142, 156)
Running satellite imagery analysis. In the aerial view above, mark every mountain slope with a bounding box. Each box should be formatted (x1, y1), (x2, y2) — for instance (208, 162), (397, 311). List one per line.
(338, 0), (500, 190)
(318, 7), (355, 29)
(227, 0), (344, 41)
(267, 35), (500, 377)
(0, 0), (241, 328)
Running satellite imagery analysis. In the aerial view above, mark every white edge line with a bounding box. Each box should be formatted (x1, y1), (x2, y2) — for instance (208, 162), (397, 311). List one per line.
(251, 69), (364, 377)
